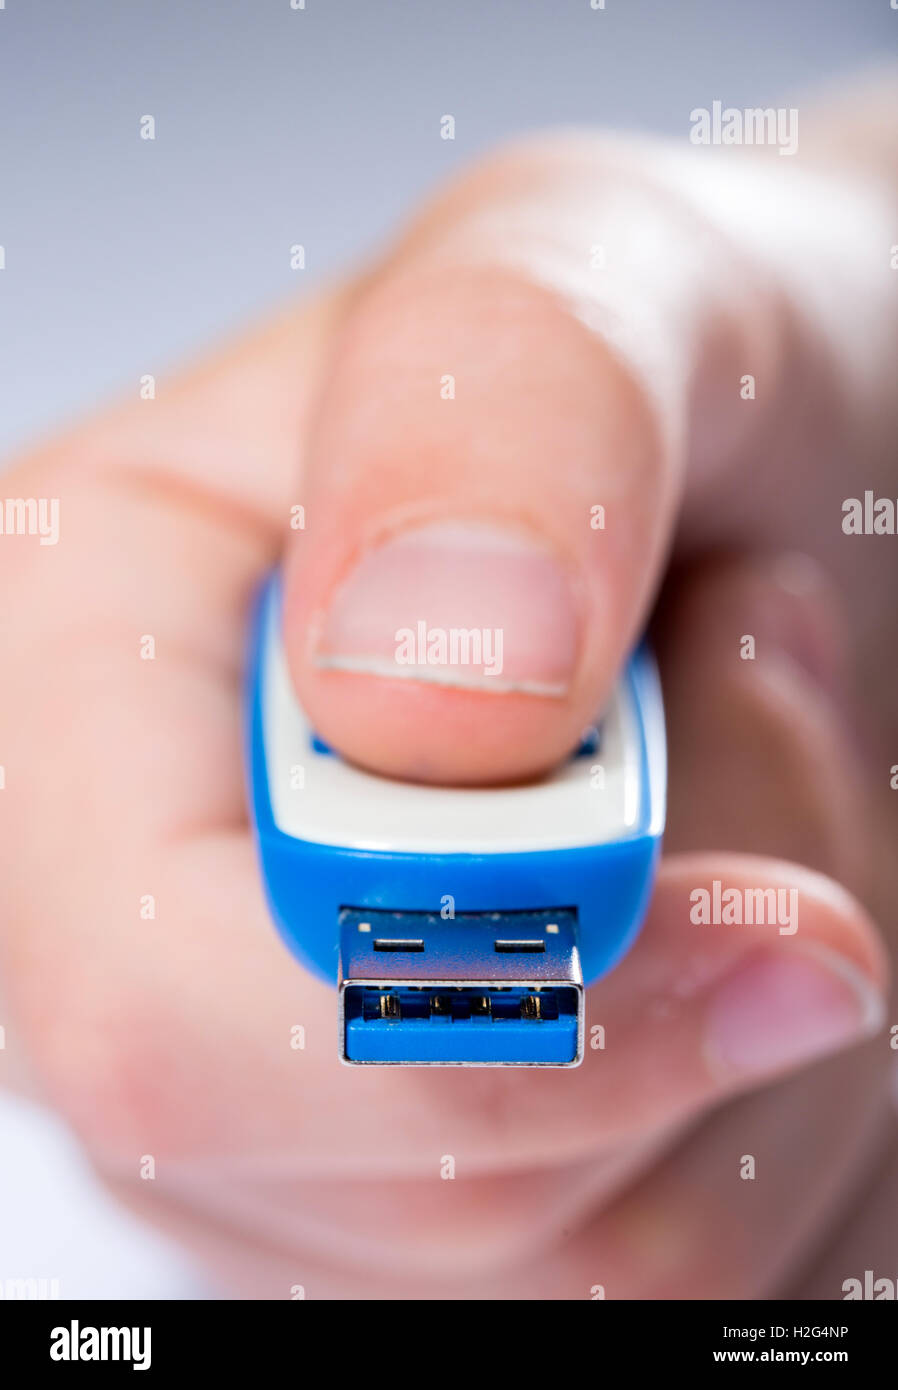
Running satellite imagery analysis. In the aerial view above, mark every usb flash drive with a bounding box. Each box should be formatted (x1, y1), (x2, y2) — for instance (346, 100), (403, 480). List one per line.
(246, 575), (666, 1067)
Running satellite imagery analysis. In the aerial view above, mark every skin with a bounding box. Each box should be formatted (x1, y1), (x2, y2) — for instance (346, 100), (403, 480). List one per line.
(0, 72), (896, 1299)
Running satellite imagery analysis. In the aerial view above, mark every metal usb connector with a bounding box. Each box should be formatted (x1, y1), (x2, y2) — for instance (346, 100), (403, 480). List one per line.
(338, 907), (584, 1067)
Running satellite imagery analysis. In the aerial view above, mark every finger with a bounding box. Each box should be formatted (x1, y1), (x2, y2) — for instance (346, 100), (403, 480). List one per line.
(18, 561), (884, 1183)
(76, 557), (888, 1292)
(205, 554), (889, 1296)
(482, 1041), (891, 1300)
(656, 550), (869, 890)
(9, 548), (880, 1187)
(788, 1117), (898, 1298)
(546, 554), (892, 1301)
(282, 126), (898, 782)
(44, 842), (881, 1187)
(547, 554), (894, 1302)
(106, 1017), (891, 1300)
(0, 287), (353, 1114)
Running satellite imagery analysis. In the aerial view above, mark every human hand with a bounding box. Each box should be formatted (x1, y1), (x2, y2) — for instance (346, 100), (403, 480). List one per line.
(1, 74), (897, 1298)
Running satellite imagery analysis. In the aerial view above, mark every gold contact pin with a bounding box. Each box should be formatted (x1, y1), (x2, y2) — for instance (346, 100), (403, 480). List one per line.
(379, 993), (401, 1020)
(520, 995), (542, 1020)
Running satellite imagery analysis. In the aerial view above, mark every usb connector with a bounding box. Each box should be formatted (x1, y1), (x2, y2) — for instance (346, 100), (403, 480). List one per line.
(338, 907), (584, 1066)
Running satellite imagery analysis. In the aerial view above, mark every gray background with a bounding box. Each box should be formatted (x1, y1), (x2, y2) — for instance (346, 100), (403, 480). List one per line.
(0, 0), (895, 457)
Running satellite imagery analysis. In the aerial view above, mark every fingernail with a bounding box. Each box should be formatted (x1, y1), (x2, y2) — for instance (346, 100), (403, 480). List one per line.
(705, 945), (884, 1076)
(313, 521), (579, 694)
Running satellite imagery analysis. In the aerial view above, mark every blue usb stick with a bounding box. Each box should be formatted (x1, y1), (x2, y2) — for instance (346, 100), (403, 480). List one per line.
(246, 575), (666, 1067)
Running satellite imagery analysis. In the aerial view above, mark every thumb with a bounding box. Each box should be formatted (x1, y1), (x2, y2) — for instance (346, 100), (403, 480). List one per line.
(284, 141), (687, 784)
(282, 127), (893, 784)
(288, 281), (669, 783)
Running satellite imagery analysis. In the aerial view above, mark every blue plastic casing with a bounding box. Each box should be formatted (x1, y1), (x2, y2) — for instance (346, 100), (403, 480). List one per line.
(245, 575), (665, 998)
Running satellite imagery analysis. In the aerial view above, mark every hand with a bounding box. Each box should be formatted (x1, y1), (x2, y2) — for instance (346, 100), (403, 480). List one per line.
(1, 73), (897, 1299)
